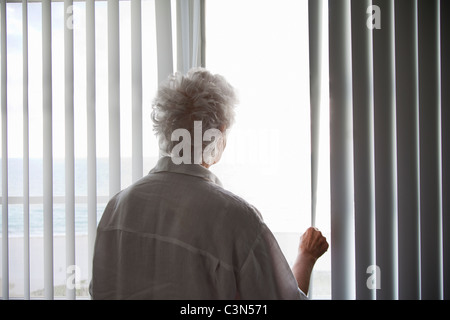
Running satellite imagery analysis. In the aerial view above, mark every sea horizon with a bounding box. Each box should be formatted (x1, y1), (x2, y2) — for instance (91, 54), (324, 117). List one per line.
(1, 156), (159, 237)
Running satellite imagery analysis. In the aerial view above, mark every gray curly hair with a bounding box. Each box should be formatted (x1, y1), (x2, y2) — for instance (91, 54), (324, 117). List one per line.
(151, 68), (238, 161)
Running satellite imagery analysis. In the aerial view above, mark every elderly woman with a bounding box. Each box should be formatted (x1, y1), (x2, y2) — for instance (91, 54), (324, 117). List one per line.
(90, 68), (328, 300)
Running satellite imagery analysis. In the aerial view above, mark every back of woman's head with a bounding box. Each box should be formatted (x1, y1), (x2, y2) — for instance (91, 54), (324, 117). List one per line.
(151, 68), (238, 157)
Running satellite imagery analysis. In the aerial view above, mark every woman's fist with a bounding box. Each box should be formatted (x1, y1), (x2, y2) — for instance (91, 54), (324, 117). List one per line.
(298, 227), (329, 262)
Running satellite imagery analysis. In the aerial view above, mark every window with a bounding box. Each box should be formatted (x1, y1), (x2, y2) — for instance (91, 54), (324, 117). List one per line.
(1, 0), (335, 300)
(205, 0), (331, 299)
(1, 0), (159, 298)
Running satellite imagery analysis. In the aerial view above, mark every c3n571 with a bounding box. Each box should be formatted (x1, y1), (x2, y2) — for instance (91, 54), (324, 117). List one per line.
(224, 304), (267, 315)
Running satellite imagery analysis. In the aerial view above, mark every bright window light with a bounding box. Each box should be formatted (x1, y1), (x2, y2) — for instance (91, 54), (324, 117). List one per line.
(205, 0), (331, 298)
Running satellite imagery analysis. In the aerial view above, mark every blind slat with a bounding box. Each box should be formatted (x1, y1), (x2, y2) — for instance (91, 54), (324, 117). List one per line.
(108, 0), (120, 197)
(154, 0), (173, 84)
(131, 0), (142, 183)
(22, 0), (30, 300)
(42, 0), (53, 300)
(372, 0), (398, 300)
(64, 0), (75, 300)
(395, 0), (421, 300)
(1, 0), (9, 300)
(441, 0), (450, 301)
(308, 0), (322, 228)
(199, 0), (205, 68)
(351, 0), (375, 301)
(328, 0), (355, 300)
(176, 0), (203, 74)
(190, 0), (200, 69)
(86, 0), (97, 286)
(176, 0), (190, 74)
(418, 0), (443, 300)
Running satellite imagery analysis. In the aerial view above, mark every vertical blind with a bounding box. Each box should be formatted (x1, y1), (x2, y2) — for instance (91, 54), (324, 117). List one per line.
(1, 0), (448, 300)
(1, 0), (7, 301)
(0, 0), (205, 299)
(321, 0), (449, 299)
(442, 0), (450, 302)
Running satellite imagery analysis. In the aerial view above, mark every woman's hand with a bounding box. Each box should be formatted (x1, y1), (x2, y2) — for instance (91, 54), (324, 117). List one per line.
(292, 227), (329, 295)
(298, 227), (329, 263)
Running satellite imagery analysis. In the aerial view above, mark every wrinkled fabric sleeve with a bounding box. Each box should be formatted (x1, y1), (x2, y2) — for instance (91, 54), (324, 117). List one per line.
(236, 224), (309, 300)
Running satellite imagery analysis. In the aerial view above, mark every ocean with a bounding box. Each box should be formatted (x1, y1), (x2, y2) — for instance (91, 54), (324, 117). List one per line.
(2, 154), (315, 237)
(1, 157), (158, 237)
(1, 156), (331, 298)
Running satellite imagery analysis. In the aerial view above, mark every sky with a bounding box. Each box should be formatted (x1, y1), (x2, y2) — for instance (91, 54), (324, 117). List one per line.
(3, 1), (159, 160)
(206, 0), (331, 234)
